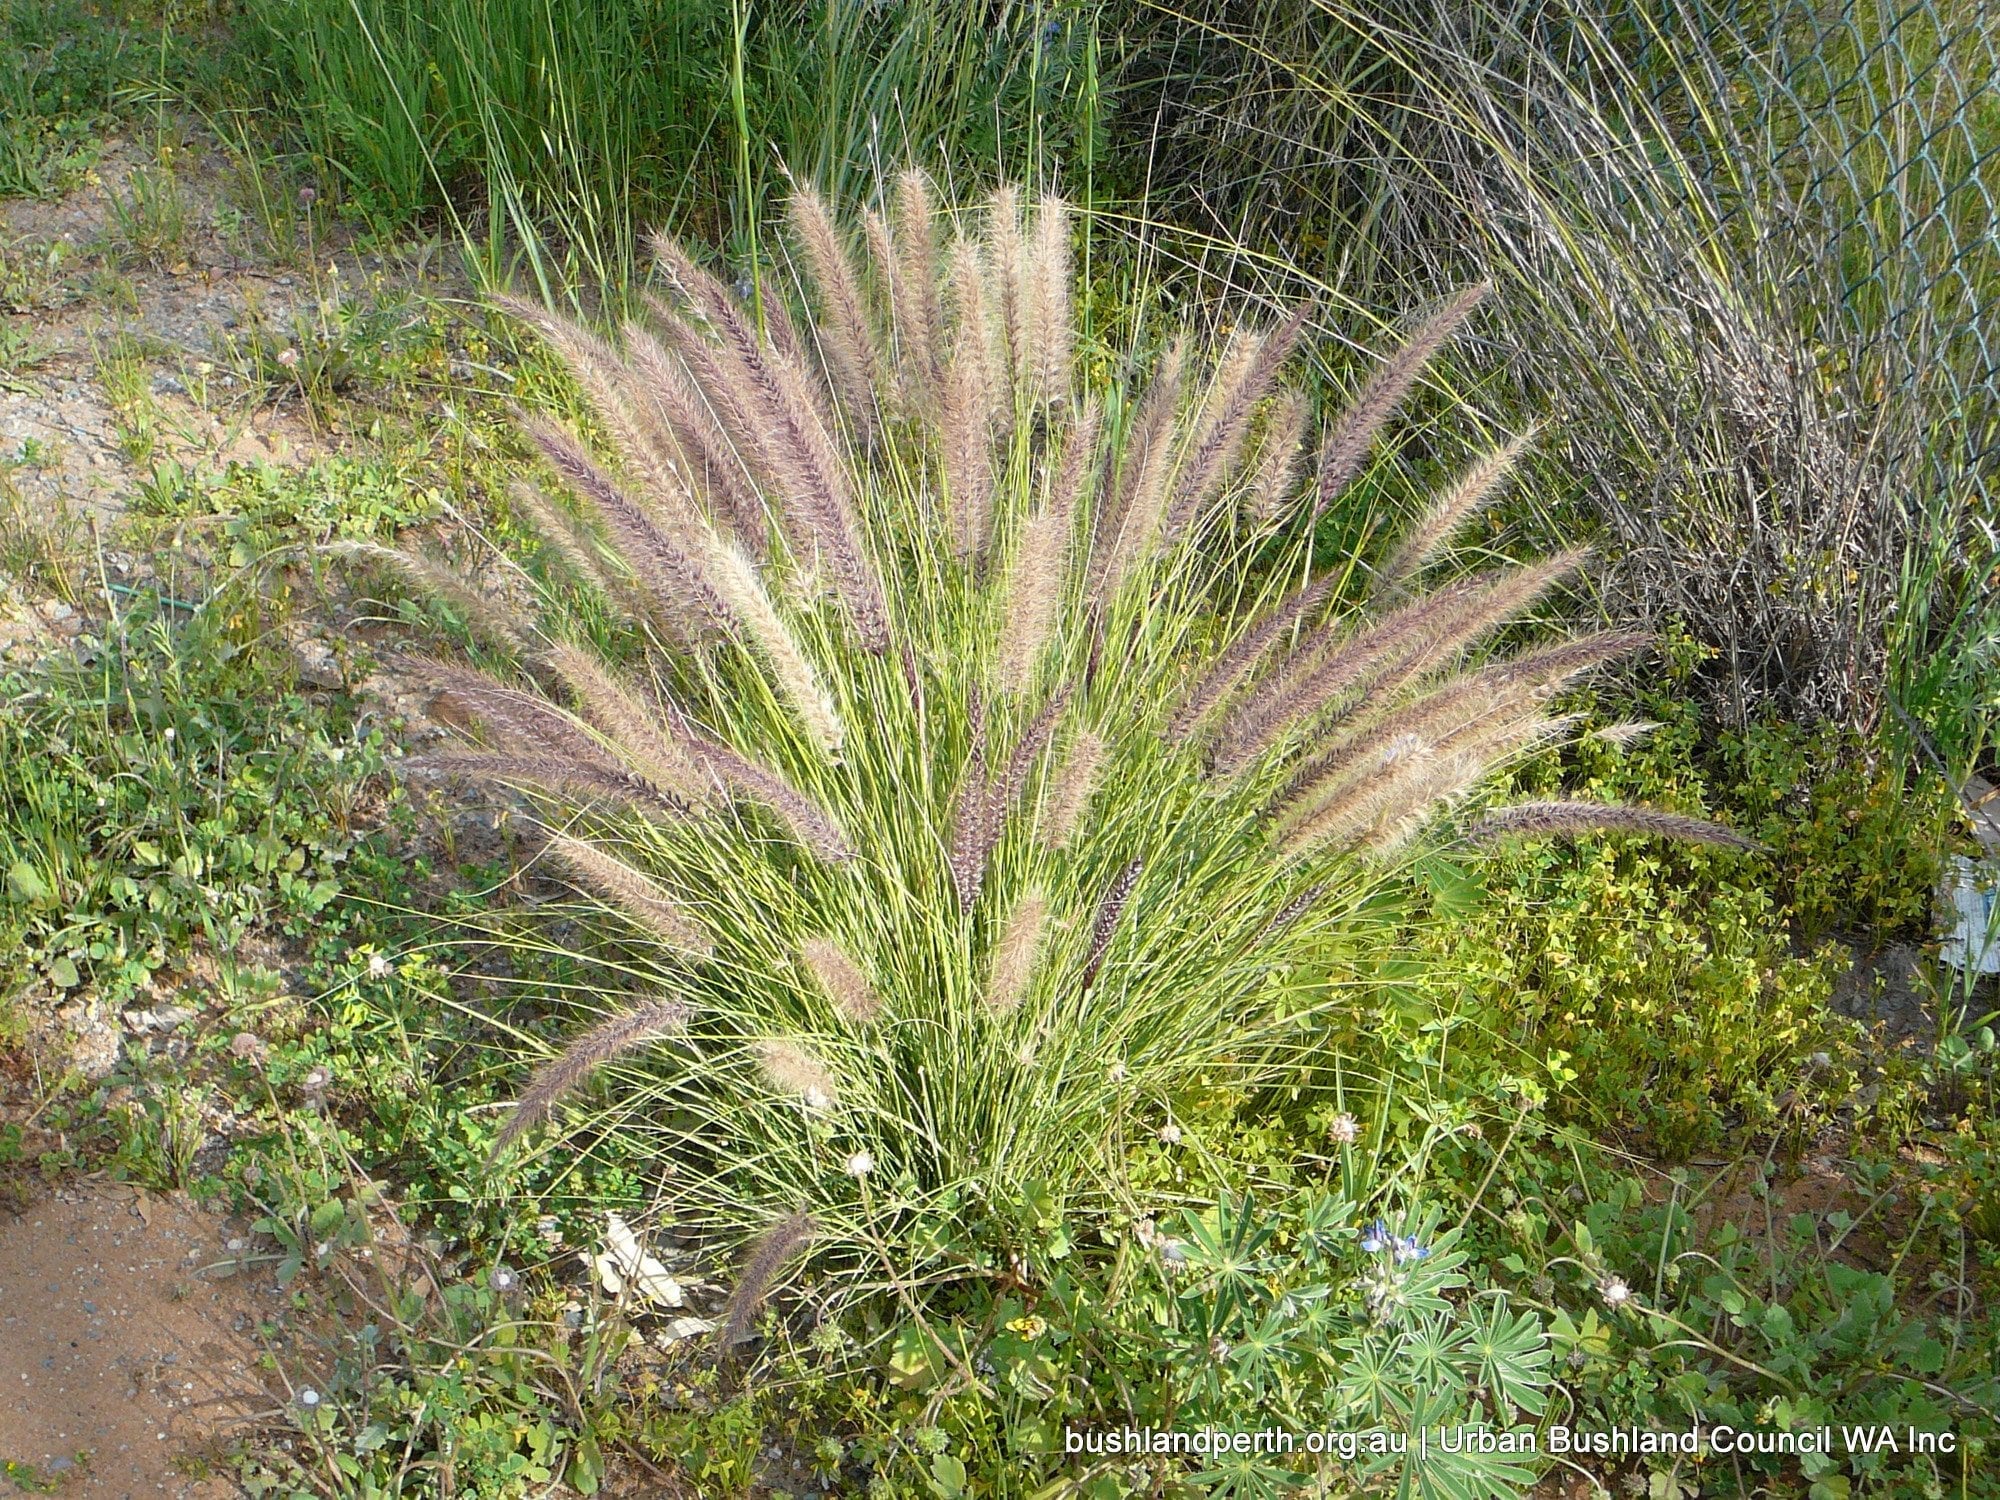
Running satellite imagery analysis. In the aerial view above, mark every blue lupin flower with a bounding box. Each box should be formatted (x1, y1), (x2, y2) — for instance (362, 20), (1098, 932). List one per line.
(1360, 1220), (1391, 1254)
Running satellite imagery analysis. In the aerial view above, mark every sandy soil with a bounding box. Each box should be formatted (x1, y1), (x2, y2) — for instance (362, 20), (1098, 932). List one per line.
(0, 1182), (289, 1497)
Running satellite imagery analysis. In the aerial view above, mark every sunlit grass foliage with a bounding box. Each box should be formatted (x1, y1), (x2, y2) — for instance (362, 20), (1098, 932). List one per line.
(364, 175), (1747, 1321)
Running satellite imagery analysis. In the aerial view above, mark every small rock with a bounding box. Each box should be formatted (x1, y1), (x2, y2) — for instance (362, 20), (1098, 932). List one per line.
(122, 1003), (197, 1035)
(285, 625), (344, 689)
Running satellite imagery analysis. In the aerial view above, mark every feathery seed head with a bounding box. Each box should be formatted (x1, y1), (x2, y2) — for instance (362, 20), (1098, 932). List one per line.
(757, 1040), (838, 1111)
(447, 178), (1710, 1327)
(1314, 282), (1489, 518)
(986, 889), (1050, 1015)
(546, 833), (713, 957)
(800, 936), (882, 1024)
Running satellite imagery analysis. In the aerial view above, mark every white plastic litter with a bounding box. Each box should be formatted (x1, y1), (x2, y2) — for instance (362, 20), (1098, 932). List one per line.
(586, 1212), (686, 1308)
(1940, 854), (2000, 975)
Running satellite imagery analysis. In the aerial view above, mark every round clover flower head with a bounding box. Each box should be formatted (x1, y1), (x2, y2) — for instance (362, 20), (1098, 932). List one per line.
(1327, 1112), (1359, 1145)
(490, 1264), (518, 1293)
(1157, 1123), (1182, 1146)
(1599, 1275), (1633, 1308)
(844, 1150), (875, 1179)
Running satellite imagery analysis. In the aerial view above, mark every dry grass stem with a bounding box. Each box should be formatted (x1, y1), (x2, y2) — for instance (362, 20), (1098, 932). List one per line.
(1214, 549), (1588, 772)
(1245, 390), (1311, 523)
(987, 185), (1028, 394)
(1042, 731), (1106, 849)
(1080, 857), (1143, 989)
(1164, 304), (1310, 541)
(892, 169), (945, 400)
(493, 295), (698, 532)
(707, 539), (845, 756)
(1169, 574), (1338, 744)
(622, 323), (769, 551)
(325, 541), (531, 648)
(756, 1040), (838, 1109)
(543, 642), (711, 805)
(410, 750), (674, 814)
(1028, 194), (1072, 406)
(942, 328), (996, 562)
(504, 482), (629, 609)
(1090, 339), (1187, 606)
(682, 731), (855, 861)
(1593, 719), (1662, 746)
(523, 417), (737, 641)
(994, 503), (1072, 696)
(948, 705), (994, 909)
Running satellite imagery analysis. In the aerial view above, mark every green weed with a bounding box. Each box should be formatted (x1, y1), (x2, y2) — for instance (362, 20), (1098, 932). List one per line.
(133, 454), (441, 554)
(106, 156), (195, 268)
(0, 591), (385, 1015)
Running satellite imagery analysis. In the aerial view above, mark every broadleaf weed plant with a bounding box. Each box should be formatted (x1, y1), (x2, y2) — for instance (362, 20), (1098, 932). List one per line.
(370, 175), (1753, 1337)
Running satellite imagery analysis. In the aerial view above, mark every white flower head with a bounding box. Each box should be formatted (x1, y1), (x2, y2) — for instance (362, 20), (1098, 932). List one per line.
(1599, 1275), (1633, 1308)
(1157, 1123), (1182, 1146)
(844, 1150), (874, 1179)
(490, 1265), (518, 1292)
(366, 952), (393, 980)
(1327, 1112), (1359, 1145)
(297, 1388), (321, 1407)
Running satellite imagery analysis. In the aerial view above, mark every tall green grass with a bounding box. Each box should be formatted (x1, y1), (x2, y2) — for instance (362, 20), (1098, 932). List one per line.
(240, 0), (1103, 303)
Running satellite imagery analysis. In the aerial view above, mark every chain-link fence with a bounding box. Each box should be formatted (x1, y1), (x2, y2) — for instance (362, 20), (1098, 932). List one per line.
(1626, 0), (1999, 505)
(1115, 0), (1999, 744)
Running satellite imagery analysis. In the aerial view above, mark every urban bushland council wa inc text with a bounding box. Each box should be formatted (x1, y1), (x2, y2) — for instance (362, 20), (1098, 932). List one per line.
(1063, 1424), (1958, 1461)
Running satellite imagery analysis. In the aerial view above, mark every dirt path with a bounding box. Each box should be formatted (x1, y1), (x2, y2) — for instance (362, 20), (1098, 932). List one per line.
(0, 1181), (293, 1497)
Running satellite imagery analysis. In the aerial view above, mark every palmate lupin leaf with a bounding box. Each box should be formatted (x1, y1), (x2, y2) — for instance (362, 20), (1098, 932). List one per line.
(1467, 1302), (1554, 1419)
(380, 172), (1750, 1327)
